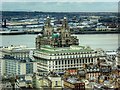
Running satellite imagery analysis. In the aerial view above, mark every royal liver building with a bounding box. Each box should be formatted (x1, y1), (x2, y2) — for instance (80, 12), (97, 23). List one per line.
(36, 16), (79, 49)
(34, 16), (99, 74)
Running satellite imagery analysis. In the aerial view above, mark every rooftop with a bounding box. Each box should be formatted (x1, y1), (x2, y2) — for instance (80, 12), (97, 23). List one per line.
(36, 45), (94, 54)
(66, 77), (85, 84)
(0, 45), (35, 53)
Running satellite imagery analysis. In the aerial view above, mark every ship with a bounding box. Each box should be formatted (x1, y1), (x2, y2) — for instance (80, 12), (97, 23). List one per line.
(0, 28), (26, 35)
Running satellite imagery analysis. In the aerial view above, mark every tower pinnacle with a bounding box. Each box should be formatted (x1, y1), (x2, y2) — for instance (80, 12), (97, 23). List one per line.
(62, 16), (68, 29)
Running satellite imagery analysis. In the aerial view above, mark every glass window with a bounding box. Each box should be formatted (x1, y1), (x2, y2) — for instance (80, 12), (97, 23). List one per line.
(83, 59), (84, 63)
(55, 61), (57, 65)
(88, 58), (90, 62)
(62, 60), (63, 64)
(65, 60), (66, 64)
(91, 58), (93, 62)
(80, 59), (81, 63)
(59, 61), (60, 65)
(68, 60), (70, 64)
(77, 59), (79, 63)
(71, 60), (73, 64)
(74, 59), (75, 64)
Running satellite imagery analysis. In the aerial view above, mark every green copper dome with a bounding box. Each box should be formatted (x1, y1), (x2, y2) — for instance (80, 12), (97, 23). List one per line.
(52, 33), (60, 38)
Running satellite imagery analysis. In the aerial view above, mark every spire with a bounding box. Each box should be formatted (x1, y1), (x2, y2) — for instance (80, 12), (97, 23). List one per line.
(64, 16), (67, 20)
(62, 16), (68, 29)
(47, 16), (50, 19)
(44, 16), (53, 37)
(46, 16), (51, 27)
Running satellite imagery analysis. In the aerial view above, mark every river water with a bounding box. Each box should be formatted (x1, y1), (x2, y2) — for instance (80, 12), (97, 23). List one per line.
(0, 34), (119, 51)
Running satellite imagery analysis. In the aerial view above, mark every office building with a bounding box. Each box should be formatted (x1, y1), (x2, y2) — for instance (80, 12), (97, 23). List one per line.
(34, 17), (99, 75)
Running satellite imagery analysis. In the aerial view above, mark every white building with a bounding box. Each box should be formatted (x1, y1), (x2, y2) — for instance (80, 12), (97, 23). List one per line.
(90, 16), (99, 23)
(33, 45), (99, 75)
(0, 59), (5, 76)
(5, 59), (26, 75)
(32, 73), (64, 89)
(0, 59), (37, 76)
(1, 45), (32, 60)
(0, 45), (37, 76)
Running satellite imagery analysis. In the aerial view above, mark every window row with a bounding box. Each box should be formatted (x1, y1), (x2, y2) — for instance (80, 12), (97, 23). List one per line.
(50, 52), (93, 56)
(54, 54), (94, 59)
(54, 58), (94, 65)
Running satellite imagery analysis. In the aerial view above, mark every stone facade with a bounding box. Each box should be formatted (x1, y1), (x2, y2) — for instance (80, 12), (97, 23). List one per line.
(33, 45), (98, 74)
(36, 16), (79, 49)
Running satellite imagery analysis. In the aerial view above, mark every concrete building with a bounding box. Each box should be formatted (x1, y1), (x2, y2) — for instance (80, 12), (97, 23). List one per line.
(32, 72), (64, 89)
(85, 64), (100, 81)
(64, 77), (85, 90)
(0, 59), (5, 76)
(34, 44), (98, 75)
(5, 59), (26, 75)
(16, 74), (33, 88)
(1, 58), (37, 76)
(0, 45), (37, 76)
(48, 74), (64, 89)
(1, 45), (31, 60)
(34, 17), (100, 75)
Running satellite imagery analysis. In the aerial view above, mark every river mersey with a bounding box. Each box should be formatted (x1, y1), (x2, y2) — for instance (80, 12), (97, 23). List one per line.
(0, 34), (119, 51)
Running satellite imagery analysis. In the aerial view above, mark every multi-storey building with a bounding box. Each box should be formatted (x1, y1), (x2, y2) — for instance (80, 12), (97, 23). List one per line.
(0, 59), (37, 76)
(32, 72), (64, 89)
(5, 59), (26, 75)
(34, 45), (98, 74)
(85, 64), (100, 81)
(0, 45), (37, 76)
(1, 45), (31, 60)
(34, 16), (100, 75)
(0, 59), (5, 76)
(36, 16), (79, 49)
